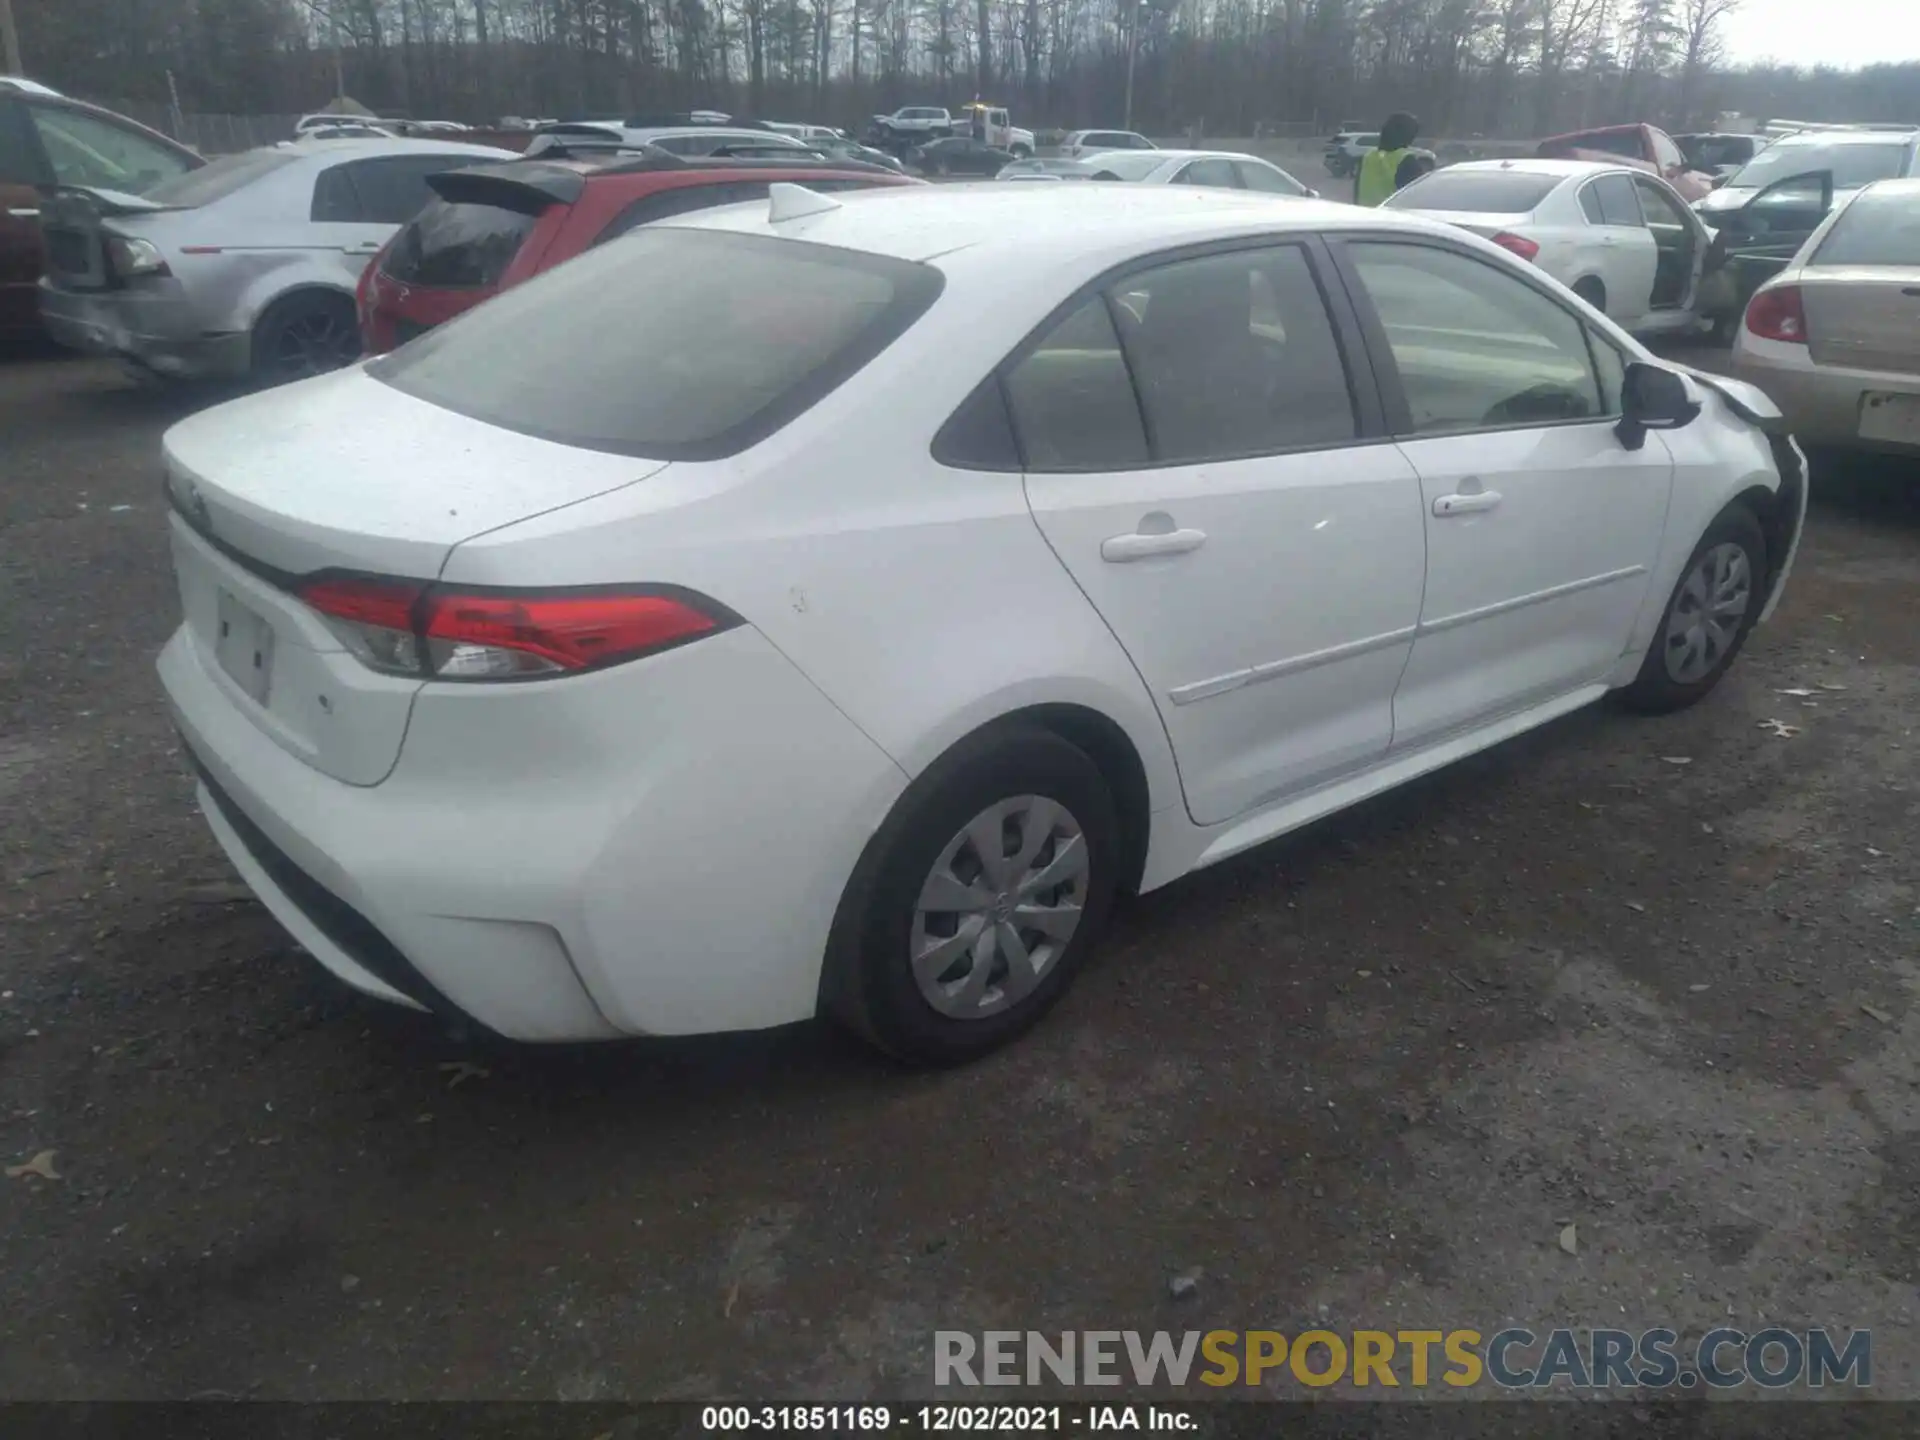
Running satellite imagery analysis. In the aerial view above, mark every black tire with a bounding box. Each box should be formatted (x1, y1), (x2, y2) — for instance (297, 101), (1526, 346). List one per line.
(1619, 505), (1768, 715)
(1572, 277), (1607, 313)
(825, 726), (1121, 1066)
(251, 290), (361, 388)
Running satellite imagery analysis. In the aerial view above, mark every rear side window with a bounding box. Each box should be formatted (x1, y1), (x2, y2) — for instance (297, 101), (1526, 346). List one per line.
(1237, 160), (1306, 195)
(381, 199), (541, 287)
(1813, 189), (1920, 266)
(1592, 173), (1644, 225)
(1385, 171), (1560, 213)
(314, 155), (472, 223)
(370, 227), (943, 461)
(1003, 299), (1149, 470)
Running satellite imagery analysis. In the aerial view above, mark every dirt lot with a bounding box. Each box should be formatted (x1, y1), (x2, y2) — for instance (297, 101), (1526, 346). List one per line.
(2, 348), (1919, 1403)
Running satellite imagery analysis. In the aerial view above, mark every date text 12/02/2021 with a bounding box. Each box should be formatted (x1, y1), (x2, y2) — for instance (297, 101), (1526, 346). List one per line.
(700, 1407), (1193, 1431)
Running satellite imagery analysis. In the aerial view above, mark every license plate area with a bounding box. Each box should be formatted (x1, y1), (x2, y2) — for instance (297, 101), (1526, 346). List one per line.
(215, 589), (276, 706)
(1859, 392), (1920, 445)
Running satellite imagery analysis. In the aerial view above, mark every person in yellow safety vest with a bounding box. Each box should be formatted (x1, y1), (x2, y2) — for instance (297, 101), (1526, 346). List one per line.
(1355, 112), (1421, 206)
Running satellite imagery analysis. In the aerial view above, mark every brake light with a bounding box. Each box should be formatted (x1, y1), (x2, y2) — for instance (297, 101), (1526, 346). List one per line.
(1745, 284), (1808, 344)
(298, 576), (736, 681)
(354, 240), (388, 337)
(1490, 231), (1540, 262)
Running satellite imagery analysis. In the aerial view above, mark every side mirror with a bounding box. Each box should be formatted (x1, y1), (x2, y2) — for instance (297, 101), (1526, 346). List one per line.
(1616, 362), (1701, 451)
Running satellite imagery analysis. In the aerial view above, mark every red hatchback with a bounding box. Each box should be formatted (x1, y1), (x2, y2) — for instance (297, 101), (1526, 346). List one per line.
(358, 147), (918, 352)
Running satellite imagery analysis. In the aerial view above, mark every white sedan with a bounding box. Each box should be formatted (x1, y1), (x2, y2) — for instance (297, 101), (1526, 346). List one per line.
(159, 182), (1804, 1064)
(1080, 147), (1315, 196)
(1385, 159), (1714, 336)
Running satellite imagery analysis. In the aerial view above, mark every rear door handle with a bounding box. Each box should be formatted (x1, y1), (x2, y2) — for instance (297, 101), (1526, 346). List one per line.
(7, 207), (38, 218)
(1433, 490), (1502, 517)
(1101, 528), (1207, 561)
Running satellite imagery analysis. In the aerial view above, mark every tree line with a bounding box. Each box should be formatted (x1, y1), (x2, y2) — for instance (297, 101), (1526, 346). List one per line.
(16, 0), (1920, 139)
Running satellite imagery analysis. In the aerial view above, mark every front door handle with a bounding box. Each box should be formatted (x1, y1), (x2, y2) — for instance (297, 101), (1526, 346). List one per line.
(1101, 528), (1207, 562)
(1433, 489), (1502, 517)
(7, 207), (39, 218)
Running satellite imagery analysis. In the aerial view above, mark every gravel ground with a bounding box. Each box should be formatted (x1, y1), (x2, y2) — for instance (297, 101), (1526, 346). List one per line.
(2, 346), (1918, 1403)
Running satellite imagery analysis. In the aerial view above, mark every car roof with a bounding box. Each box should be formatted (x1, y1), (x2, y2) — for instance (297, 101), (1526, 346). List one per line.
(0, 75), (64, 96)
(1857, 176), (1920, 197)
(1768, 128), (1918, 146)
(1114, 148), (1258, 162)
(671, 180), (1441, 264)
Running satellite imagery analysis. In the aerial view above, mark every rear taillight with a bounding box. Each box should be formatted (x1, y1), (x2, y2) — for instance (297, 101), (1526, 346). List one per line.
(354, 240), (389, 339)
(1490, 231), (1540, 262)
(298, 576), (737, 681)
(1745, 284), (1808, 344)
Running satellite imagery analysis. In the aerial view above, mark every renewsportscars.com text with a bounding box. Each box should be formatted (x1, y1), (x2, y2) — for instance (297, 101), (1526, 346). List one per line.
(934, 1328), (1871, 1391)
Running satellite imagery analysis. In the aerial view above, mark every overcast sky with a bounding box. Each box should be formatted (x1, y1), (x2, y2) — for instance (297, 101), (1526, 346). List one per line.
(1721, 0), (1920, 69)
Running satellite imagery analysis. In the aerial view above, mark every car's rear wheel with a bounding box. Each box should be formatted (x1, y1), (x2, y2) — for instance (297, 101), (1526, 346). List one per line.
(252, 291), (361, 388)
(827, 727), (1120, 1065)
(1620, 505), (1768, 714)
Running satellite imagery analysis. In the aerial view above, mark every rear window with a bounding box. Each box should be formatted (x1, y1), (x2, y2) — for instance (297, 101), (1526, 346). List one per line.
(370, 227), (943, 461)
(144, 148), (298, 207)
(381, 199), (541, 288)
(1385, 170), (1560, 213)
(1813, 188), (1920, 266)
(1735, 140), (1911, 190)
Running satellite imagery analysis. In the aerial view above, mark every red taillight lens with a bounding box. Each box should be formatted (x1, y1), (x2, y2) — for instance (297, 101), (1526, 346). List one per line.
(1745, 284), (1808, 344)
(354, 241), (388, 344)
(1491, 231), (1540, 262)
(298, 576), (734, 681)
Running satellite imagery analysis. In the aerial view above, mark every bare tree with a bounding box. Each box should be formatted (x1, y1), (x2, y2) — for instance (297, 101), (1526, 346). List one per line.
(1677, 0), (1737, 125)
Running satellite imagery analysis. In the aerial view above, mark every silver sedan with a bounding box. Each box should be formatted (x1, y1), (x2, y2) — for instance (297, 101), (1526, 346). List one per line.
(1730, 177), (1920, 456)
(37, 137), (515, 386)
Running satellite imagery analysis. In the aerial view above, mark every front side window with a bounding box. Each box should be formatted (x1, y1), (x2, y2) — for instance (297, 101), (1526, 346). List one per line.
(29, 104), (195, 194)
(1346, 241), (1604, 435)
(372, 227), (942, 461)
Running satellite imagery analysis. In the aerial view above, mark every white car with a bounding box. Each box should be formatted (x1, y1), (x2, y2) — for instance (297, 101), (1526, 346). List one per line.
(1386, 159), (1714, 336)
(158, 183), (1805, 1064)
(1081, 148), (1314, 196)
(1061, 129), (1157, 159)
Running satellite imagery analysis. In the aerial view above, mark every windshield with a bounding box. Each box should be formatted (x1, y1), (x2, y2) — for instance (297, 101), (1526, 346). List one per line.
(371, 227), (943, 461)
(1386, 170), (1561, 213)
(1813, 188), (1920, 266)
(144, 148), (299, 206)
(1732, 140), (1910, 190)
(1087, 151), (1165, 180)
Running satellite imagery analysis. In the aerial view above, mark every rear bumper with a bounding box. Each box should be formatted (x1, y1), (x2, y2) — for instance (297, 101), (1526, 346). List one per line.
(159, 616), (909, 1042)
(1730, 342), (1920, 455)
(38, 278), (249, 380)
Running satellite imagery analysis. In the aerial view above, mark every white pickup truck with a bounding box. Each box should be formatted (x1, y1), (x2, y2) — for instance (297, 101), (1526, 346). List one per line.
(869, 104), (1034, 157)
(870, 107), (957, 148)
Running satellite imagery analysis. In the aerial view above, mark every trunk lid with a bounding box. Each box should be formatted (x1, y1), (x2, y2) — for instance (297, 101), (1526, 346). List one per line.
(163, 366), (667, 784)
(1802, 268), (1920, 374)
(1393, 209), (1535, 241)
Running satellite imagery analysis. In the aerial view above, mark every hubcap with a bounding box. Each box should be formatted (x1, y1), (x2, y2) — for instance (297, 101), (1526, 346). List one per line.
(1664, 541), (1753, 685)
(273, 308), (360, 380)
(910, 795), (1089, 1020)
